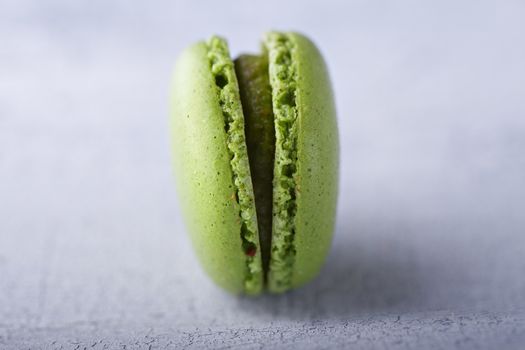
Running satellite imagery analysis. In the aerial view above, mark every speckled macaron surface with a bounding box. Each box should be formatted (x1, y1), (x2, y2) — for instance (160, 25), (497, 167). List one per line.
(170, 32), (338, 295)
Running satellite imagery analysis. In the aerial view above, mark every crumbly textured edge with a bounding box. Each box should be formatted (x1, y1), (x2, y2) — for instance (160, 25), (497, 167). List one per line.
(206, 36), (263, 294)
(264, 32), (299, 293)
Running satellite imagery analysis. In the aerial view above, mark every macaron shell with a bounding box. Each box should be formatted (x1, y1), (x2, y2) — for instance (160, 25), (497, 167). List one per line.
(170, 42), (248, 294)
(290, 33), (339, 289)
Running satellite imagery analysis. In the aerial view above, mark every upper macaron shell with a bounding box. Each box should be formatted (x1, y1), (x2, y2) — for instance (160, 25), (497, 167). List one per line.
(170, 42), (252, 294)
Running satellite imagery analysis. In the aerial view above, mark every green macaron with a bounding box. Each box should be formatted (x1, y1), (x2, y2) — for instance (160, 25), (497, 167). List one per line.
(170, 32), (338, 295)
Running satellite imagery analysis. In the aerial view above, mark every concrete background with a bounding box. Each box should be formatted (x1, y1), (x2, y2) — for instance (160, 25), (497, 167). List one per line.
(1, 0), (525, 348)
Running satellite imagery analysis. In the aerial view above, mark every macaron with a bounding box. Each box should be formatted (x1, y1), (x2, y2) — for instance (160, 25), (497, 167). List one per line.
(170, 32), (338, 295)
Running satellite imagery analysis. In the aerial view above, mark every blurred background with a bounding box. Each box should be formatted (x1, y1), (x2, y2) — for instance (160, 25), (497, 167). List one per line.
(1, 0), (525, 348)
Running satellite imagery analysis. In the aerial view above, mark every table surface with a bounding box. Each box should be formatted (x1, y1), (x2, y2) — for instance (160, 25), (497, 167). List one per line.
(2, 1), (525, 349)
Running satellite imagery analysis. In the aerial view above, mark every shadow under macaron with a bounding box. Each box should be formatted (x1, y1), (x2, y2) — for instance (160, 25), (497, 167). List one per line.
(233, 219), (427, 320)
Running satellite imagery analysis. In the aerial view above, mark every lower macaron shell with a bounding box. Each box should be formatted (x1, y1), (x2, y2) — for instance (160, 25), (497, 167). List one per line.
(283, 33), (338, 289)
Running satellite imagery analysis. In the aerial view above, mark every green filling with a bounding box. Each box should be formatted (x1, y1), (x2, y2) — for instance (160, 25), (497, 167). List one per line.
(265, 33), (298, 292)
(206, 34), (298, 294)
(234, 54), (275, 277)
(206, 37), (262, 294)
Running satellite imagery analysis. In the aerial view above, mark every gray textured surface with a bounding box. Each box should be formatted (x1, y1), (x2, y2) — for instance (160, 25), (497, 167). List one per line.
(2, 0), (525, 349)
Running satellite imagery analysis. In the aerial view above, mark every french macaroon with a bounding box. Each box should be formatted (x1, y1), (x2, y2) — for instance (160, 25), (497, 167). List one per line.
(170, 32), (338, 295)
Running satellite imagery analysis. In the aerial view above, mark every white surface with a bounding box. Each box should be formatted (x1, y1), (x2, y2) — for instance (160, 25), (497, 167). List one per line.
(1, 0), (525, 348)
